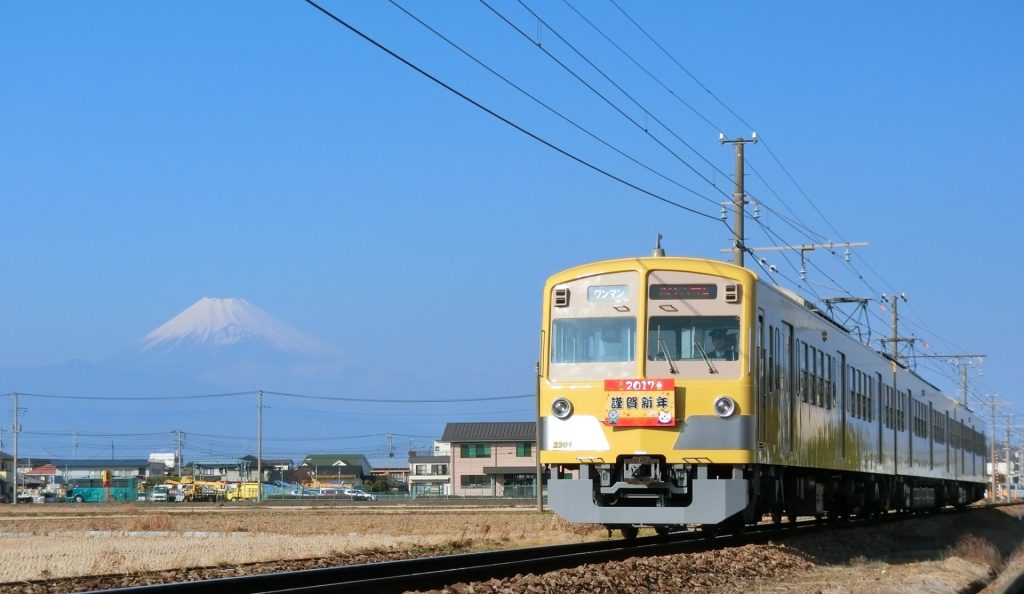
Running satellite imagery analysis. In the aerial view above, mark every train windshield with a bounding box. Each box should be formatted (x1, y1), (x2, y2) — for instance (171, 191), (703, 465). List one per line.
(647, 316), (740, 362)
(551, 317), (636, 364)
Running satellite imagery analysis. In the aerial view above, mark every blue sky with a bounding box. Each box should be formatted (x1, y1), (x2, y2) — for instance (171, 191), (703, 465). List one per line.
(2, 1), (1022, 460)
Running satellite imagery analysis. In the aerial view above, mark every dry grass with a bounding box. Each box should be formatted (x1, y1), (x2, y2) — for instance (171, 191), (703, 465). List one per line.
(0, 506), (601, 583)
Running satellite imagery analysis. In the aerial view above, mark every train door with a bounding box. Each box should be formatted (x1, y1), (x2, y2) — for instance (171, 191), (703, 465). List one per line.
(781, 322), (794, 453)
(876, 373), (884, 465)
(756, 310), (767, 453)
(945, 411), (951, 473)
(929, 402), (935, 470)
(838, 351), (847, 459)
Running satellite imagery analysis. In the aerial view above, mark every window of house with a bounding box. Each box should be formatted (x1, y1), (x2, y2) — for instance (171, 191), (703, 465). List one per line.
(516, 442), (533, 457)
(460, 475), (490, 489)
(460, 444), (492, 458)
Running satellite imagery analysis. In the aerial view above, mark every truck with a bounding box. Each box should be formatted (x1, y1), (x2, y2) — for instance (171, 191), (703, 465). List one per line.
(66, 477), (138, 503)
(226, 482), (262, 501)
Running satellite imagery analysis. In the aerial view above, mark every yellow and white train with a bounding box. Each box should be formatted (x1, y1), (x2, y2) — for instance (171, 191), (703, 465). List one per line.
(539, 248), (987, 537)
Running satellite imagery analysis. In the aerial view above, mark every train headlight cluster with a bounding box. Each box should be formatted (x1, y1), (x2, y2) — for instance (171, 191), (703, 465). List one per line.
(551, 397), (574, 419)
(713, 395), (737, 418)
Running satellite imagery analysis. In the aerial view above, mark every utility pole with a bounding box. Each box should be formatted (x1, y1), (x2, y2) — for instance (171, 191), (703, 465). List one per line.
(904, 355), (985, 408)
(110, 440), (115, 460)
(879, 293), (913, 365)
(11, 393), (22, 506)
(985, 394), (999, 501)
(72, 432), (78, 460)
(257, 391), (263, 503)
(719, 132), (757, 267)
(175, 430), (184, 479)
(1005, 415), (1014, 500)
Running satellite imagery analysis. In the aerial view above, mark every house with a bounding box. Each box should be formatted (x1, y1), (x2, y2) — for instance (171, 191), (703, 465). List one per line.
(182, 459), (254, 482)
(300, 453), (373, 486)
(49, 459), (151, 480)
(370, 464), (410, 491)
(441, 422), (538, 497)
(408, 452), (450, 496)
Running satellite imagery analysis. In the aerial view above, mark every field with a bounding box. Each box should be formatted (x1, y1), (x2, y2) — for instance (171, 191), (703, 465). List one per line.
(2, 503), (1023, 593)
(0, 503), (596, 588)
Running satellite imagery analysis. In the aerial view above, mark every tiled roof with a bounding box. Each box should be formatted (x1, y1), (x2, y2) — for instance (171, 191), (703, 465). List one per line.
(440, 422), (536, 443)
(27, 464), (58, 476)
(300, 453), (373, 475)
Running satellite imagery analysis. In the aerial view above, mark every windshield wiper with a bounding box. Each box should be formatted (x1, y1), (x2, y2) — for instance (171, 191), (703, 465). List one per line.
(693, 340), (718, 374)
(657, 338), (679, 375)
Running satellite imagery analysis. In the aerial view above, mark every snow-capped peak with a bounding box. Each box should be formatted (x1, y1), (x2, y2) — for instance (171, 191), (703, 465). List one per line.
(142, 297), (330, 355)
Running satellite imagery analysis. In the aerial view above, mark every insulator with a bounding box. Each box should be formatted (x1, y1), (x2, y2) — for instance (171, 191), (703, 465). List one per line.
(719, 206), (727, 220)
(844, 248), (851, 262)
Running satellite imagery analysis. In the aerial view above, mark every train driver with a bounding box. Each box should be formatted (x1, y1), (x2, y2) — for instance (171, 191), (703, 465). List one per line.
(708, 328), (737, 360)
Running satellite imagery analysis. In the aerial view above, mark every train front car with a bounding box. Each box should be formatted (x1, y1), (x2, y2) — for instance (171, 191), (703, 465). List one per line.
(540, 255), (756, 537)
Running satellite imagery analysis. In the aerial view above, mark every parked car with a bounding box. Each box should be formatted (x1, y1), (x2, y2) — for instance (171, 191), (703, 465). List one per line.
(150, 484), (173, 502)
(343, 488), (377, 501)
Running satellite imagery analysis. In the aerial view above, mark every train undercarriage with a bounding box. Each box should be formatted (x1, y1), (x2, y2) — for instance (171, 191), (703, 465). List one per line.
(549, 457), (987, 539)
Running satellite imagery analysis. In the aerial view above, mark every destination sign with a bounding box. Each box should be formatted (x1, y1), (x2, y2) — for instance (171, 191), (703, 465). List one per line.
(649, 284), (717, 300)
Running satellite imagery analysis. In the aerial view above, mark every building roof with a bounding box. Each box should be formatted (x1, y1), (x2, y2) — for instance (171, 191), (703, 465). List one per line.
(300, 454), (372, 476)
(48, 459), (149, 470)
(27, 464), (58, 476)
(441, 422), (536, 443)
(409, 455), (450, 464)
(189, 459), (252, 468)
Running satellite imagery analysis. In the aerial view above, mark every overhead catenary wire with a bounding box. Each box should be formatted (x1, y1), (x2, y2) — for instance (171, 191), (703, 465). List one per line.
(483, 0), (735, 196)
(386, 0), (718, 206)
(302, 0), (725, 224)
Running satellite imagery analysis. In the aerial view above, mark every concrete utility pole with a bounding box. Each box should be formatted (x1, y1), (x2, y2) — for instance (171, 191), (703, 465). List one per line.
(985, 394), (999, 501)
(257, 390), (263, 503)
(880, 293), (912, 365)
(175, 430), (184, 479)
(904, 355), (985, 408)
(719, 132), (757, 267)
(1005, 415), (1014, 499)
(535, 361), (543, 512)
(11, 393), (22, 506)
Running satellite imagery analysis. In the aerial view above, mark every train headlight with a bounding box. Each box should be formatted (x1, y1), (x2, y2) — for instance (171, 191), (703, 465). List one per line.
(551, 397), (574, 419)
(713, 396), (737, 418)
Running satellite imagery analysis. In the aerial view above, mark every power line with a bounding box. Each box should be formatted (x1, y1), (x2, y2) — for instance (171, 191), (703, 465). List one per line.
(386, 0), (716, 205)
(302, 0), (724, 224)
(7, 391), (255, 401)
(559, 0), (722, 133)
(486, 0), (734, 195)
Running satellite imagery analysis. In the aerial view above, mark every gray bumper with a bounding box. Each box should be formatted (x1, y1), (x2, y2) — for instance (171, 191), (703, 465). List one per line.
(549, 477), (748, 525)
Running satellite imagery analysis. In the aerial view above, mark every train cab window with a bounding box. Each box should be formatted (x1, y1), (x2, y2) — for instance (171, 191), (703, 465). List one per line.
(551, 317), (636, 364)
(646, 316), (740, 376)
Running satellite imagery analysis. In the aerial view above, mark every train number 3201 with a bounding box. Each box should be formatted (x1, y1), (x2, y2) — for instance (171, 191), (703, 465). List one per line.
(552, 441), (572, 449)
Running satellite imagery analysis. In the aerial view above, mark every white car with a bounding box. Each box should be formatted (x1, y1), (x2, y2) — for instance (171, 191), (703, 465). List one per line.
(343, 488), (377, 501)
(150, 485), (173, 502)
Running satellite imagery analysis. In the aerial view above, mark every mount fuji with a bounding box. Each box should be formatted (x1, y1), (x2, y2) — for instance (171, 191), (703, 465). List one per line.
(141, 297), (334, 356)
(127, 297), (364, 392)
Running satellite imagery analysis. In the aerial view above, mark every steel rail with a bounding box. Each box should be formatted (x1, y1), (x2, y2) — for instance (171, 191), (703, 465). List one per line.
(89, 502), (1022, 594)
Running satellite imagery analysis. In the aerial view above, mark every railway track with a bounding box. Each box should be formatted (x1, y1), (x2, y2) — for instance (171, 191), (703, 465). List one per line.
(91, 502), (1022, 594)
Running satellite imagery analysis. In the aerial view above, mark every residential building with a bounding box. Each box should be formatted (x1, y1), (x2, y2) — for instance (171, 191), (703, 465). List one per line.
(49, 459), (151, 480)
(183, 459), (255, 482)
(441, 422), (537, 497)
(300, 453), (373, 486)
(370, 464), (410, 491)
(408, 453), (450, 496)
